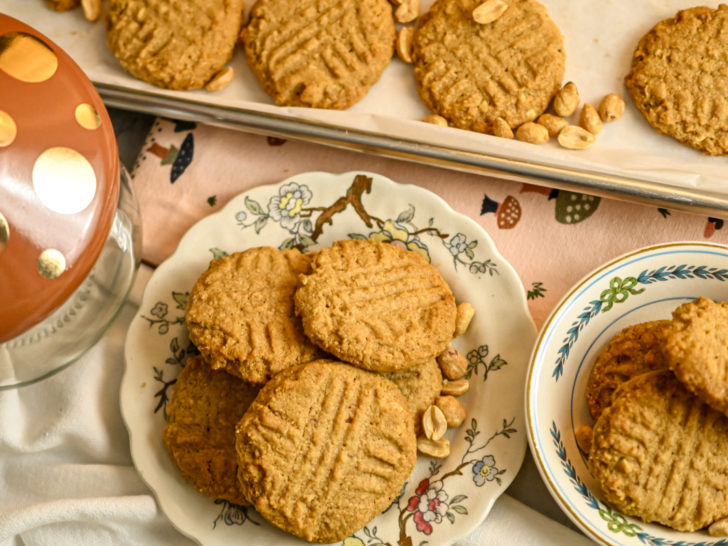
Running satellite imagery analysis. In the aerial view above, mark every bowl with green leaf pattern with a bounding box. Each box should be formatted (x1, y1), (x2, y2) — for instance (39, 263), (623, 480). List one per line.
(526, 241), (728, 546)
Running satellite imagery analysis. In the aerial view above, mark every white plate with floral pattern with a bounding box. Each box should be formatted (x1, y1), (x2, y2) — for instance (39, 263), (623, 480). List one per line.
(526, 241), (728, 546)
(122, 171), (536, 545)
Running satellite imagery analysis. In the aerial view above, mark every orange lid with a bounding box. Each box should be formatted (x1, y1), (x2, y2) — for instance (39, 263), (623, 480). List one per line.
(0, 15), (120, 343)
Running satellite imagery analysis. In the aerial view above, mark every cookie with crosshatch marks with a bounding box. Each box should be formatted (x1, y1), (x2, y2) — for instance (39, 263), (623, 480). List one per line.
(162, 356), (259, 506)
(586, 320), (670, 420)
(382, 357), (443, 434)
(241, 0), (395, 109)
(105, 0), (244, 90)
(294, 239), (457, 372)
(624, 5), (728, 155)
(412, 0), (565, 133)
(589, 370), (728, 531)
(664, 297), (728, 416)
(185, 247), (321, 384)
(235, 360), (417, 543)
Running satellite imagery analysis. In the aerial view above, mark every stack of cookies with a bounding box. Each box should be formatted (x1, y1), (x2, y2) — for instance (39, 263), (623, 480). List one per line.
(581, 297), (728, 535)
(162, 239), (474, 543)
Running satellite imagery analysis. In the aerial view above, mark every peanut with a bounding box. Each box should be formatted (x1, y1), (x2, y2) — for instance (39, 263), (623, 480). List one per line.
(417, 436), (451, 458)
(422, 405), (448, 440)
(454, 302), (475, 336)
(205, 67), (234, 92)
(557, 125), (595, 150)
(709, 517), (728, 537)
(472, 0), (509, 25)
(579, 103), (603, 135)
(396, 27), (414, 64)
(537, 113), (568, 138)
(395, 0), (418, 23)
(435, 395), (467, 427)
(575, 424), (593, 454)
(491, 117), (514, 139)
(423, 114), (448, 127)
(436, 348), (468, 380)
(552, 81), (580, 117)
(598, 93), (625, 122)
(81, 0), (101, 21)
(515, 122), (549, 145)
(441, 378), (470, 396)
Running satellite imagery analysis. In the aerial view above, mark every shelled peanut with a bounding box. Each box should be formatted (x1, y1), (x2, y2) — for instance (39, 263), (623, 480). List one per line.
(495, 81), (625, 151)
(417, 302), (474, 458)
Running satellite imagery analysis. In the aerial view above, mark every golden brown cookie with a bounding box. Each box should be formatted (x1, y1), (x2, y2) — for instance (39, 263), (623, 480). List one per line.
(382, 357), (443, 434)
(294, 239), (457, 372)
(624, 5), (728, 155)
(185, 247), (320, 384)
(235, 360), (417, 543)
(589, 370), (728, 532)
(412, 0), (565, 133)
(162, 355), (259, 506)
(664, 297), (728, 415)
(105, 0), (245, 90)
(586, 320), (670, 420)
(241, 0), (395, 109)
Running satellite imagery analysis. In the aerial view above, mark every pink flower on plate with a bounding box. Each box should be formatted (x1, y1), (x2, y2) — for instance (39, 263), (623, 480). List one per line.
(406, 479), (449, 535)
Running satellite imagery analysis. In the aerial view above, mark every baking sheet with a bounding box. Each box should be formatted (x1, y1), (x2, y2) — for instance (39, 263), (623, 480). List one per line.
(5, 0), (728, 210)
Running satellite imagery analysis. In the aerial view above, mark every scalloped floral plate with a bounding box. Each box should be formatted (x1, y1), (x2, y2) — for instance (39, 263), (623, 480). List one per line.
(121, 171), (536, 546)
(526, 241), (728, 546)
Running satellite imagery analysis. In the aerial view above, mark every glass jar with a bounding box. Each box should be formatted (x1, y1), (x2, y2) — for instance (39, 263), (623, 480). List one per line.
(0, 14), (142, 388)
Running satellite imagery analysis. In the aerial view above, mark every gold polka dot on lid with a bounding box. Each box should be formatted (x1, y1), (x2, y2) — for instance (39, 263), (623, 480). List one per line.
(37, 248), (66, 279)
(32, 147), (97, 215)
(0, 110), (17, 147)
(0, 211), (8, 255)
(0, 32), (58, 83)
(75, 103), (101, 130)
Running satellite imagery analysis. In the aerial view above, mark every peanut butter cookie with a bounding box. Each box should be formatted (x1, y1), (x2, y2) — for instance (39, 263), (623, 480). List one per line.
(383, 357), (443, 434)
(624, 5), (728, 155)
(185, 247), (320, 384)
(412, 0), (565, 133)
(586, 320), (670, 420)
(664, 297), (728, 415)
(235, 360), (417, 543)
(162, 356), (259, 506)
(589, 370), (728, 532)
(294, 239), (457, 372)
(105, 0), (245, 90)
(242, 0), (395, 109)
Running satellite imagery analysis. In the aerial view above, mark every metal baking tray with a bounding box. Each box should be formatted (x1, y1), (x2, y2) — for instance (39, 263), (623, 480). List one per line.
(6, 0), (728, 215)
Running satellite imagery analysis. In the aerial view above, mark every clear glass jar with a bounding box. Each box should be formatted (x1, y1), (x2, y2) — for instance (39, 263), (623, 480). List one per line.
(0, 166), (141, 389)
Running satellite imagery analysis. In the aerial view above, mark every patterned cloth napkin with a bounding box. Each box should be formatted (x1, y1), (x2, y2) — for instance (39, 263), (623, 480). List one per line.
(131, 118), (728, 329)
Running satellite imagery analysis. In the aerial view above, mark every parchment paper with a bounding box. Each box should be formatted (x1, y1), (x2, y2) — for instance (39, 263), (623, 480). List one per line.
(4, 0), (727, 195)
